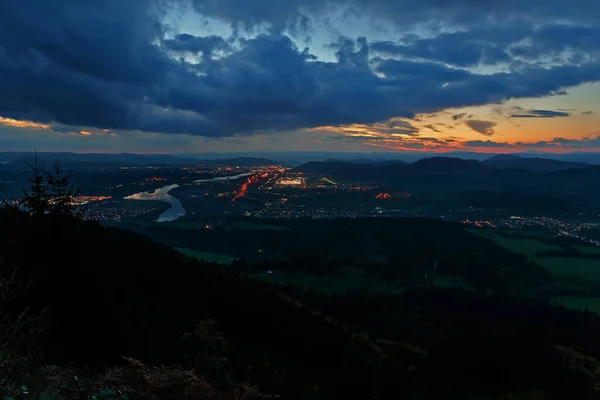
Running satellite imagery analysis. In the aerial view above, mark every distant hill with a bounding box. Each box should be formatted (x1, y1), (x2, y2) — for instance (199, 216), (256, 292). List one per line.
(0, 152), (201, 169)
(0, 153), (286, 170)
(295, 160), (382, 180)
(483, 154), (591, 171)
(293, 156), (600, 210)
(196, 157), (285, 167)
(294, 157), (488, 180)
(406, 157), (487, 174)
(296, 155), (591, 179)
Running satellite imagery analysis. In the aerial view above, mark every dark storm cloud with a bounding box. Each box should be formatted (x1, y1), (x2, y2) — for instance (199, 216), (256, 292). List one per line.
(370, 25), (525, 67)
(162, 34), (232, 61)
(510, 109), (571, 118)
(464, 120), (497, 136)
(191, 0), (600, 69)
(370, 23), (600, 68)
(1, 0), (600, 138)
(509, 25), (600, 60)
(190, 0), (600, 31)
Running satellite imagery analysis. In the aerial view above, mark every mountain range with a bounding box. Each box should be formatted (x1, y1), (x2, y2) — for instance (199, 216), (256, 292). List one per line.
(0, 152), (283, 169)
(294, 155), (600, 212)
(295, 154), (593, 177)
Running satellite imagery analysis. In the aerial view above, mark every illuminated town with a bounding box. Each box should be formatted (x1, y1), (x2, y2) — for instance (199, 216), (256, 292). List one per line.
(30, 162), (595, 248)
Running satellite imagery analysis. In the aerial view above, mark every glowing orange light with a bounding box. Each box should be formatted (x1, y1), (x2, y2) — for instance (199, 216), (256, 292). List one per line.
(0, 116), (51, 130)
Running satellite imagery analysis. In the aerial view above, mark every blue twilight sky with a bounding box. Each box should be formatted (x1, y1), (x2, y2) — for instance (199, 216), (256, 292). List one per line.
(0, 0), (599, 153)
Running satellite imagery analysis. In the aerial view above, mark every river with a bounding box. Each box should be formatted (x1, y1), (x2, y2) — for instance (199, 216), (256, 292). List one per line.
(124, 172), (254, 222)
(124, 184), (185, 222)
(194, 172), (253, 183)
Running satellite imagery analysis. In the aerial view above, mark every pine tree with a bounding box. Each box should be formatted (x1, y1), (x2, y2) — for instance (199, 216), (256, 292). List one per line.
(47, 160), (80, 217)
(21, 151), (50, 217)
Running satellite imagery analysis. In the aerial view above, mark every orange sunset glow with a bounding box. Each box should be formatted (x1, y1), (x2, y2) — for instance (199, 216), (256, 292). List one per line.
(310, 92), (600, 153)
(0, 117), (52, 130)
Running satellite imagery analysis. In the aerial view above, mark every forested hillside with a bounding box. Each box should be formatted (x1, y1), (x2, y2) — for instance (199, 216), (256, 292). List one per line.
(2, 207), (600, 399)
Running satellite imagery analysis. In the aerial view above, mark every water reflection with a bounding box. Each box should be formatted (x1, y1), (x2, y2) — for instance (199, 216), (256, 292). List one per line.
(124, 184), (186, 222)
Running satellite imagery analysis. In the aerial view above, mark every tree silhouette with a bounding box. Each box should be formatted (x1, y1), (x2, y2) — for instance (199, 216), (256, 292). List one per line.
(47, 160), (80, 217)
(21, 150), (50, 217)
(21, 152), (81, 218)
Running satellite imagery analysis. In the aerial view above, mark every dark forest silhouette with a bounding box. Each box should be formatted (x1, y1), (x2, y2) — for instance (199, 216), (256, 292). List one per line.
(2, 157), (600, 399)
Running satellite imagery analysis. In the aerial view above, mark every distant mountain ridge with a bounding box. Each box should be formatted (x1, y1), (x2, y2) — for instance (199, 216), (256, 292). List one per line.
(0, 152), (202, 168)
(293, 156), (600, 207)
(295, 156), (489, 178)
(0, 152), (284, 169)
(173, 151), (600, 165)
(196, 157), (285, 167)
(482, 154), (591, 171)
(4, 151), (600, 167)
(295, 154), (591, 177)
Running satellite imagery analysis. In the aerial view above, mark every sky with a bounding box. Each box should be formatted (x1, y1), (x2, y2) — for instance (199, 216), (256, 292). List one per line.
(1, 0), (599, 154)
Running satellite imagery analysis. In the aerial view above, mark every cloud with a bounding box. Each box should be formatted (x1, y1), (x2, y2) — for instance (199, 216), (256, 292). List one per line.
(320, 134), (457, 150)
(0, 117), (51, 130)
(424, 124), (441, 133)
(451, 113), (471, 121)
(191, 1), (600, 68)
(517, 134), (600, 149)
(370, 26), (522, 67)
(189, 0), (600, 34)
(314, 123), (600, 151)
(162, 34), (232, 62)
(0, 0), (599, 140)
(465, 140), (515, 148)
(464, 120), (497, 136)
(509, 25), (600, 60)
(311, 120), (419, 138)
(510, 109), (571, 118)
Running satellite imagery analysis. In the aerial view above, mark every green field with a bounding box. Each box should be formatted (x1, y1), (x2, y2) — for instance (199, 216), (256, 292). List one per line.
(470, 228), (600, 285)
(155, 221), (211, 230)
(495, 229), (552, 239)
(155, 220), (291, 232)
(254, 267), (397, 295)
(176, 247), (237, 264)
(536, 257), (600, 282)
(223, 221), (290, 231)
(574, 245), (600, 255)
(469, 229), (562, 257)
(552, 296), (600, 314)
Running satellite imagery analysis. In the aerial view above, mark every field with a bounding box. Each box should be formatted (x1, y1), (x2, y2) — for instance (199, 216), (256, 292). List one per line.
(493, 228), (553, 239)
(470, 228), (600, 281)
(157, 221), (211, 230)
(468, 229), (562, 257)
(176, 247), (238, 264)
(222, 221), (290, 231)
(133, 218), (558, 299)
(575, 245), (600, 255)
(552, 296), (600, 314)
(471, 227), (600, 314)
(254, 267), (397, 295)
(154, 220), (291, 232)
(536, 257), (600, 282)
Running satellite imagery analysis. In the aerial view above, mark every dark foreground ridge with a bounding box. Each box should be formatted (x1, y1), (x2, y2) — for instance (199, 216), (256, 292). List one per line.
(3, 208), (600, 399)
